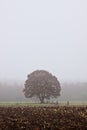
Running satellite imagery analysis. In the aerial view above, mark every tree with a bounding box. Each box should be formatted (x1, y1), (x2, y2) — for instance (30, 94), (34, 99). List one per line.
(23, 70), (61, 103)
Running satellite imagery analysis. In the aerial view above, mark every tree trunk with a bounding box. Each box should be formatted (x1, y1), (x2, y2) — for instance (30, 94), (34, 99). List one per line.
(39, 94), (45, 103)
(40, 97), (44, 104)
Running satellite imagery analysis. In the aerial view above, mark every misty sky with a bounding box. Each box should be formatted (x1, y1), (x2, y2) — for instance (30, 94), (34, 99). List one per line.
(0, 0), (87, 82)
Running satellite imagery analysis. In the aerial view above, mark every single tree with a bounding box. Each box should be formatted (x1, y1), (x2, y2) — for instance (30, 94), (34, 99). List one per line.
(23, 70), (61, 103)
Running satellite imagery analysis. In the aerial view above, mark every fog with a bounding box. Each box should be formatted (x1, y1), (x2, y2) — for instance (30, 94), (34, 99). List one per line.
(0, 0), (87, 82)
(0, 1), (87, 83)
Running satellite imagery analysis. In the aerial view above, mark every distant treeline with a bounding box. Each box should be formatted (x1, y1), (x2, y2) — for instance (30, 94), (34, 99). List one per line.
(0, 81), (87, 102)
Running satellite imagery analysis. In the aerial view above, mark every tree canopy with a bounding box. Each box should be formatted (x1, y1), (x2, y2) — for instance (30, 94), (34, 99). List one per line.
(23, 70), (61, 103)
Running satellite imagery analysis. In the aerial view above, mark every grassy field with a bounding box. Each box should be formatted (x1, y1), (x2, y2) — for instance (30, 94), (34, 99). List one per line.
(0, 101), (87, 107)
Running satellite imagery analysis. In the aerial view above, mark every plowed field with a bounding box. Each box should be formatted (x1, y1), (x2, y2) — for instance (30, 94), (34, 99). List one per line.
(0, 106), (87, 130)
